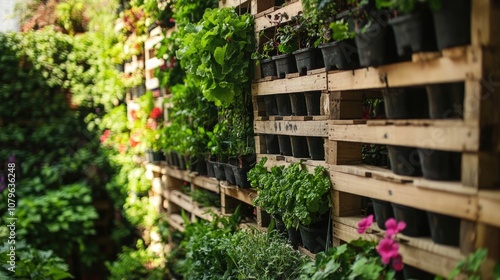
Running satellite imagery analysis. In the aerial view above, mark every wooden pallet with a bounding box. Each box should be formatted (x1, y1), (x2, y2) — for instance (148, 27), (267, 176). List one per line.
(254, 0), (302, 32)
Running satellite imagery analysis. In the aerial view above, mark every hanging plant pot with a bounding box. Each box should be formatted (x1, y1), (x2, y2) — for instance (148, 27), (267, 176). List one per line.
(427, 211), (460, 246)
(272, 54), (297, 78)
(272, 214), (289, 238)
(290, 93), (307, 116)
(387, 145), (422, 176)
(278, 135), (293, 156)
(213, 162), (226, 181)
(355, 22), (400, 67)
(432, 0), (471, 50)
(264, 134), (280, 154)
(383, 87), (429, 119)
(403, 265), (435, 280)
(223, 162), (236, 185)
(260, 57), (277, 78)
(389, 11), (437, 56)
(290, 136), (309, 158)
(304, 92), (321, 116)
(418, 149), (461, 181)
(391, 203), (430, 237)
(231, 165), (251, 188)
(287, 227), (302, 248)
(371, 198), (394, 230)
(293, 47), (322, 75)
(276, 94), (293, 116)
(263, 95), (278, 116)
(299, 218), (330, 254)
(319, 39), (359, 70)
(426, 83), (464, 119)
(306, 137), (325, 160)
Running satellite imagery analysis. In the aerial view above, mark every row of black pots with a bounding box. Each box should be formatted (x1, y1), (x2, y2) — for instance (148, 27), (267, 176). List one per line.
(371, 198), (460, 246)
(206, 155), (256, 188)
(272, 214), (331, 254)
(262, 92), (321, 117)
(145, 150), (165, 163)
(164, 151), (209, 176)
(265, 135), (325, 160)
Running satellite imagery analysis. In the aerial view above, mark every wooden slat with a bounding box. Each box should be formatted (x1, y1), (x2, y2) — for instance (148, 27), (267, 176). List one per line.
(478, 190), (500, 228)
(330, 171), (477, 220)
(164, 166), (192, 182)
(252, 71), (327, 95)
(169, 190), (194, 212)
(192, 206), (221, 222)
(256, 154), (330, 172)
(168, 214), (186, 232)
(254, 1), (302, 32)
(218, 0), (249, 9)
(220, 183), (257, 205)
(255, 120), (329, 137)
(192, 176), (220, 194)
(328, 46), (482, 91)
(329, 121), (479, 152)
(331, 190), (362, 217)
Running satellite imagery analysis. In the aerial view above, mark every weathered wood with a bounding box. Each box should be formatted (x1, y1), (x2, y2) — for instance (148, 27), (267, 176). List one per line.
(252, 71), (327, 95)
(478, 190), (500, 228)
(254, 0), (302, 32)
(168, 214), (186, 232)
(256, 207), (271, 228)
(218, 0), (249, 10)
(475, 223), (500, 260)
(254, 120), (329, 137)
(462, 152), (500, 189)
(256, 154), (330, 171)
(322, 91), (364, 120)
(329, 122), (479, 152)
(471, 0), (500, 48)
(327, 141), (362, 165)
(331, 190), (362, 217)
(220, 182), (257, 206)
(192, 206), (221, 222)
(330, 171), (478, 220)
(192, 176), (220, 194)
(169, 190), (194, 212)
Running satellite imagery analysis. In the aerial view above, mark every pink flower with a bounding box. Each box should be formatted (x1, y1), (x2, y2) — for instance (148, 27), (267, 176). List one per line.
(377, 238), (400, 265)
(100, 130), (111, 143)
(391, 254), (404, 271)
(385, 218), (406, 238)
(357, 214), (374, 234)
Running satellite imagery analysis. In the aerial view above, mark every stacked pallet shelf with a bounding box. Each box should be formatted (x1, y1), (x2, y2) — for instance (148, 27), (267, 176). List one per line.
(251, 0), (500, 277)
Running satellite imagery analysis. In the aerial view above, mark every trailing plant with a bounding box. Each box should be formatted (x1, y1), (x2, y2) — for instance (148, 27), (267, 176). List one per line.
(177, 8), (254, 107)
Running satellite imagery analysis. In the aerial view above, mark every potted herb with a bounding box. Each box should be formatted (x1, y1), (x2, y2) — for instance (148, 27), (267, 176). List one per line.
(318, 18), (359, 70)
(292, 13), (324, 75)
(272, 16), (299, 78)
(430, 0), (470, 50)
(252, 31), (278, 78)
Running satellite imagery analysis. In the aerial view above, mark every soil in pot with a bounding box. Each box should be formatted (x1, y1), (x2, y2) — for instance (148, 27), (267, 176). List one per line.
(403, 265), (435, 280)
(290, 136), (309, 158)
(290, 93), (307, 116)
(264, 134), (280, 154)
(383, 87), (429, 119)
(426, 82), (464, 119)
(293, 47), (322, 75)
(427, 211), (460, 246)
(299, 218), (330, 254)
(264, 95), (279, 116)
(278, 135), (293, 156)
(392, 203), (430, 237)
(306, 137), (325, 160)
(287, 227), (302, 248)
(418, 149), (461, 181)
(273, 54), (297, 78)
(387, 145), (422, 177)
(319, 39), (359, 70)
(355, 22), (401, 67)
(304, 92), (321, 116)
(389, 11), (437, 57)
(276, 94), (292, 116)
(260, 57), (277, 78)
(371, 198), (395, 230)
(213, 162), (226, 181)
(432, 0), (471, 50)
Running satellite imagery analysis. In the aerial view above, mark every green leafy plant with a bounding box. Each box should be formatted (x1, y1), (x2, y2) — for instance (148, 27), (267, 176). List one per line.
(437, 248), (500, 280)
(177, 8), (254, 107)
(191, 189), (221, 208)
(329, 19), (355, 41)
(276, 24), (298, 54)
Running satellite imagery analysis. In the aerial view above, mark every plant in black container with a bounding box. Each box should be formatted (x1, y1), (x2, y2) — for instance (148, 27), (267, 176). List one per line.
(430, 0), (471, 50)
(272, 15), (299, 78)
(293, 13), (324, 75)
(319, 19), (359, 70)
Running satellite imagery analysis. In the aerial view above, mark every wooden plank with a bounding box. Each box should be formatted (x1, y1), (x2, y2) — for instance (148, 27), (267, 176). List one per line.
(169, 190), (194, 212)
(462, 152), (500, 189)
(329, 122), (479, 152)
(256, 154), (330, 171)
(218, 0), (249, 9)
(168, 214), (186, 232)
(413, 178), (477, 195)
(326, 141), (362, 165)
(256, 207), (271, 228)
(471, 0), (500, 47)
(323, 91), (364, 120)
(252, 71), (327, 95)
(254, 1), (302, 32)
(254, 120), (329, 137)
(478, 190), (500, 228)
(331, 190), (362, 217)
(192, 176), (220, 194)
(165, 166), (192, 182)
(330, 164), (414, 184)
(192, 206), (221, 222)
(328, 47), (482, 91)
(220, 183), (257, 206)
(330, 171), (477, 220)
(298, 246), (316, 259)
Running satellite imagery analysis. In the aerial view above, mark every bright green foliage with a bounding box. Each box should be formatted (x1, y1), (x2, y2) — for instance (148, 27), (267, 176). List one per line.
(276, 25), (298, 54)
(329, 19), (355, 41)
(177, 8), (254, 107)
(0, 241), (73, 280)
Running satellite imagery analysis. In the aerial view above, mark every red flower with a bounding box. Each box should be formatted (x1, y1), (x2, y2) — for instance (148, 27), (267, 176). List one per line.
(149, 107), (162, 119)
(357, 214), (373, 234)
(100, 130), (111, 143)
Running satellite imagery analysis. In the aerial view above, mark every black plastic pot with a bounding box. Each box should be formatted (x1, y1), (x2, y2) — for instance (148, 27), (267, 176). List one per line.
(392, 203), (430, 237)
(287, 227), (302, 248)
(426, 83), (464, 119)
(355, 22), (400, 67)
(299, 219), (330, 254)
(272, 214), (289, 238)
(276, 94), (292, 116)
(223, 162), (236, 185)
(389, 11), (437, 56)
(319, 39), (359, 70)
(265, 134), (280, 154)
(213, 162), (226, 181)
(290, 136), (309, 158)
(231, 165), (251, 188)
(178, 155), (187, 170)
(263, 95), (279, 116)
(273, 54), (297, 78)
(403, 265), (435, 280)
(371, 198), (395, 230)
(427, 211), (460, 246)
(290, 93), (307, 116)
(306, 137), (325, 160)
(383, 87), (429, 119)
(432, 0), (471, 50)
(278, 135), (293, 156)
(387, 145), (422, 176)
(418, 149), (461, 181)
(146, 150), (164, 163)
(304, 92), (321, 116)
(171, 151), (180, 167)
(189, 157), (208, 176)
(206, 158), (215, 178)
(164, 151), (173, 166)
(260, 57), (277, 78)
(293, 47), (322, 75)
